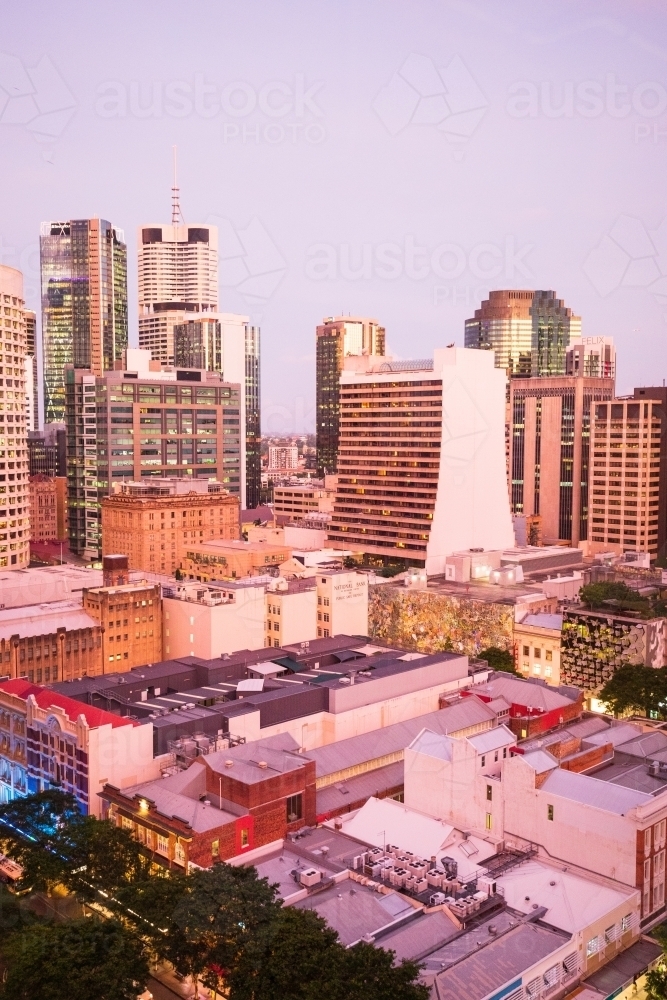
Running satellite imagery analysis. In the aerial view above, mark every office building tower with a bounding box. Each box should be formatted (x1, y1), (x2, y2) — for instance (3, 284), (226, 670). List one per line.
(588, 392), (666, 559)
(28, 423), (66, 477)
(25, 310), (38, 430)
(566, 336), (616, 379)
(268, 445), (298, 474)
(174, 313), (261, 508)
(465, 290), (581, 377)
(40, 219), (128, 422)
(327, 348), (514, 572)
(508, 371), (614, 548)
(316, 316), (385, 475)
(137, 211), (218, 366)
(65, 349), (241, 559)
(0, 266), (30, 569)
(101, 478), (240, 577)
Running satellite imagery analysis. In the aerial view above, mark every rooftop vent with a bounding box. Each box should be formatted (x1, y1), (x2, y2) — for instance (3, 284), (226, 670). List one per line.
(225, 759), (234, 767)
(258, 761), (268, 769)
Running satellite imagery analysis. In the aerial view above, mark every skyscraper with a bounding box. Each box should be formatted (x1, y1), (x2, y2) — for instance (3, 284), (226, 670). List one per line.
(65, 349), (241, 559)
(508, 371), (614, 547)
(316, 316), (385, 475)
(0, 265), (30, 569)
(24, 310), (38, 430)
(174, 313), (261, 508)
(40, 219), (128, 422)
(327, 348), (514, 572)
(464, 290), (581, 376)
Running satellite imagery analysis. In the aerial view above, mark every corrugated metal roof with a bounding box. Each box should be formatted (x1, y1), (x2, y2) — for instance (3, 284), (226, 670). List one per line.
(520, 613), (563, 630)
(541, 768), (652, 814)
(521, 749), (559, 774)
(467, 725), (516, 753)
(477, 674), (574, 712)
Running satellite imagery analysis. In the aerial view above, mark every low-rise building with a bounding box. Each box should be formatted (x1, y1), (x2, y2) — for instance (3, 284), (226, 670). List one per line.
(514, 612), (563, 685)
(0, 678), (158, 815)
(272, 477), (336, 523)
(29, 475), (67, 542)
(101, 732), (315, 868)
(163, 579), (267, 659)
(101, 478), (240, 577)
(0, 600), (102, 683)
(82, 581), (162, 672)
(561, 606), (667, 704)
(181, 538), (291, 580)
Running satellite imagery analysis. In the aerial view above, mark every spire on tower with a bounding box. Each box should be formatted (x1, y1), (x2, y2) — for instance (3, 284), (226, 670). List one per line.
(171, 146), (184, 224)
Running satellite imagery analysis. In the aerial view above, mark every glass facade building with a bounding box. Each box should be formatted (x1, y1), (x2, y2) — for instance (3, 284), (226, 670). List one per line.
(465, 290), (581, 377)
(315, 317), (385, 476)
(0, 266), (30, 570)
(40, 219), (128, 422)
(174, 314), (260, 510)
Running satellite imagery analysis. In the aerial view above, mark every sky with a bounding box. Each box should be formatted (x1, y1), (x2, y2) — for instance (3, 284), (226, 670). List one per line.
(1, 0), (667, 433)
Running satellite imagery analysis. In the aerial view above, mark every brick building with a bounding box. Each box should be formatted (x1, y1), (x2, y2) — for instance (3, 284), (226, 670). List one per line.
(0, 600), (102, 683)
(101, 478), (240, 577)
(82, 581), (162, 672)
(101, 733), (315, 869)
(29, 474), (67, 542)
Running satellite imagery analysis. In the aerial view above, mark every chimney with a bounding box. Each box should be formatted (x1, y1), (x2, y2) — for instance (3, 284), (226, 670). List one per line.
(103, 554), (129, 587)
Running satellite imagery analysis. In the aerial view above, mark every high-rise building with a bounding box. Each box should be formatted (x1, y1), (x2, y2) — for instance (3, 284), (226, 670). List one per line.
(465, 290), (581, 377)
(566, 336), (616, 379)
(0, 265), (30, 570)
(24, 309), (38, 430)
(327, 348), (514, 572)
(137, 213), (218, 366)
(65, 350), (242, 560)
(40, 219), (128, 422)
(174, 313), (261, 508)
(316, 316), (385, 475)
(268, 445), (298, 474)
(28, 423), (66, 477)
(587, 393), (666, 559)
(508, 372), (614, 547)
(101, 478), (240, 577)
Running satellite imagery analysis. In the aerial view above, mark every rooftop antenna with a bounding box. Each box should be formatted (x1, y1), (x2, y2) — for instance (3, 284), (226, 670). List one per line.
(171, 146), (184, 224)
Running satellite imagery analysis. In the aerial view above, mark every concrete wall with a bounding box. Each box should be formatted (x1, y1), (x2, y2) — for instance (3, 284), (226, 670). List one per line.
(163, 586), (266, 658)
(317, 571), (368, 638)
(88, 722), (158, 818)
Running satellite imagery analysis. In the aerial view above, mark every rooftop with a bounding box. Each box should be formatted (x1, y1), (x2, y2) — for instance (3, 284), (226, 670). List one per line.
(472, 673), (577, 713)
(294, 879), (418, 947)
(519, 613), (563, 630)
(540, 767), (652, 815)
(0, 679), (135, 730)
(0, 600), (98, 640)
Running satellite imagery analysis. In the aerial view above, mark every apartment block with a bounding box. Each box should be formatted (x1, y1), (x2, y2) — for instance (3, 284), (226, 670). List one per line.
(65, 350), (242, 559)
(328, 348), (514, 572)
(514, 612), (563, 686)
(272, 477), (336, 522)
(268, 445), (298, 474)
(0, 678), (157, 815)
(40, 219), (128, 422)
(508, 373), (614, 546)
(0, 266), (30, 570)
(316, 316), (385, 475)
(101, 478), (240, 576)
(24, 309), (37, 431)
(588, 396), (665, 558)
(464, 289), (581, 376)
(163, 580), (267, 658)
(82, 581), (162, 672)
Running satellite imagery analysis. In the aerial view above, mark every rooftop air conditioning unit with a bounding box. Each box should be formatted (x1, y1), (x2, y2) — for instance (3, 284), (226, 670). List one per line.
(299, 868), (322, 887)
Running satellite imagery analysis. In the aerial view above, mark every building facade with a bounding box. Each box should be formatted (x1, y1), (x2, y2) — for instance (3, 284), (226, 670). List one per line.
(514, 613), (563, 686)
(82, 581), (162, 672)
(25, 309), (38, 431)
(0, 678), (157, 816)
(328, 348), (515, 572)
(0, 265), (30, 570)
(173, 313), (261, 509)
(316, 316), (385, 475)
(40, 219), (128, 422)
(65, 350), (242, 559)
(28, 423), (66, 477)
(181, 538), (291, 581)
(508, 374), (615, 547)
(0, 600), (102, 683)
(272, 480), (336, 522)
(464, 289), (581, 377)
(137, 220), (218, 366)
(588, 396), (665, 558)
(29, 474), (61, 542)
(566, 336), (616, 379)
(268, 445), (298, 474)
(101, 478), (240, 576)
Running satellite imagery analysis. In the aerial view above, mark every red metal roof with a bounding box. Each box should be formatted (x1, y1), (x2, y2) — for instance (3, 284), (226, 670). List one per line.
(0, 678), (135, 729)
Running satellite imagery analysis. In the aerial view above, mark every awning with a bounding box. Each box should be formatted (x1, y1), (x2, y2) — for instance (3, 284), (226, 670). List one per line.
(271, 656), (305, 673)
(584, 938), (663, 998)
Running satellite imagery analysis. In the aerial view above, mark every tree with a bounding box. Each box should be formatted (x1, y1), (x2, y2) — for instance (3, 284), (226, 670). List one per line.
(599, 664), (667, 719)
(646, 964), (667, 1000)
(579, 581), (667, 619)
(336, 941), (429, 1000)
(478, 646), (516, 674)
(0, 917), (149, 1000)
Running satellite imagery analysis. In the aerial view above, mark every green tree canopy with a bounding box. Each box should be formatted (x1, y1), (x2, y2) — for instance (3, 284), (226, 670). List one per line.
(0, 917), (149, 1000)
(599, 664), (667, 719)
(579, 581), (667, 619)
(478, 646), (516, 674)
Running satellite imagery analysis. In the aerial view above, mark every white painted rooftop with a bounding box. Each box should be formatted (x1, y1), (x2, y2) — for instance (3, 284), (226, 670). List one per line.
(0, 600), (98, 640)
(540, 768), (652, 815)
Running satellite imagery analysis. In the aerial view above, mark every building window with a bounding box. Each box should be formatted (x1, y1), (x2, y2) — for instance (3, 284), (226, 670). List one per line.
(240, 828), (249, 848)
(545, 649), (553, 662)
(547, 804), (554, 821)
(481, 755), (486, 767)
(286, 793), (303, 824)
(486, 784), (492, 801)
(211, 839), (219, 857)
(621, 914), (632, 932)
(485, 813), (492, 830)
(586, 937), (599, 958)
(156, 834), (169, 856)
(534, 648), (541, 659)
(523, 645), (529, 656)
